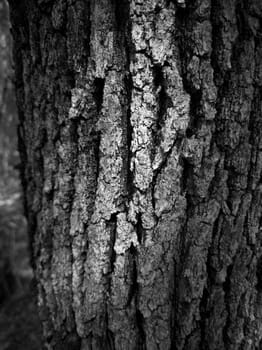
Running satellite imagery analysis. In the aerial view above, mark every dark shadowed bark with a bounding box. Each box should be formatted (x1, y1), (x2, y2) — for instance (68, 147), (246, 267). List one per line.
(8, 0), (262, 349)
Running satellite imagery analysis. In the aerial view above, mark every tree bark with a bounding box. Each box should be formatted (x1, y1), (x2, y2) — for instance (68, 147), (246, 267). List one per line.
(8, 0), (262, 349)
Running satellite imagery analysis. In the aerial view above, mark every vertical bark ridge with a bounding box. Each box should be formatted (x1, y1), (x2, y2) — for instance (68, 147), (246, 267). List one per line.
(173, 1), (219, 348)
(173, 1), (262, 349)
(206, 1), (262, 349)
(128, 1), (190, 349)
(75, 1), (137, 348)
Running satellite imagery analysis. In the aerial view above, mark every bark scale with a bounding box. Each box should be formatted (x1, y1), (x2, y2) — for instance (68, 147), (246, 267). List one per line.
(8, 0), (262, 349)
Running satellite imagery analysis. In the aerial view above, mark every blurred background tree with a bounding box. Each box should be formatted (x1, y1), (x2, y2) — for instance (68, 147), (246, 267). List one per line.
(0, 1), (43, 349)
(0, 0), (30, 304)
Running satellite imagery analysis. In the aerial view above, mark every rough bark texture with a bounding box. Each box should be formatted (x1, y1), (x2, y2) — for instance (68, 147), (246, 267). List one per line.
(8, 0), (262, 349)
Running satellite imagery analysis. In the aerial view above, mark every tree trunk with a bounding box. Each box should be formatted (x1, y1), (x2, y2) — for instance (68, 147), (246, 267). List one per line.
(8, 0), (262, 349)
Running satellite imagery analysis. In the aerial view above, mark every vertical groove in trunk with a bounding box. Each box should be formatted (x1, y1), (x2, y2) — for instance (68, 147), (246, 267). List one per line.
(8, 0), (262, 349)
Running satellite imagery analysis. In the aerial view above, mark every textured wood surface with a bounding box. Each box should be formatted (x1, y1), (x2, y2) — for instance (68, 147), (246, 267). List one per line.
(8, 0), (262, 349)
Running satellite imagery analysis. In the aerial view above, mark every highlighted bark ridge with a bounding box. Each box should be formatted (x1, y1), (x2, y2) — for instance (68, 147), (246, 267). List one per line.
(8, 0), (262, 349)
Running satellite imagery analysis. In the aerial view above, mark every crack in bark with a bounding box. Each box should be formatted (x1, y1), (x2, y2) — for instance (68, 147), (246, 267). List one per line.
(124, 73), (134, 201)
(152, 63), (174, 153)
(93, 129), (101, 184)
(92, 77), (104, 183)
(121, 0), (134, 206)
(93, 78), (105, 114)
(126, 243), (138, 307)
(126, 243), (146, 349)
(135, 212), (143, 244)
(180, 156), (193, 195)
(82, 0), (91, 60)
(114, 0), (130, 34)
(255, 256), (262, 293)
(105, 309), (115, 350)
(108, 213), (117, 280)
(222, 263), (233, 348)
(136, 309), (147, 350)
